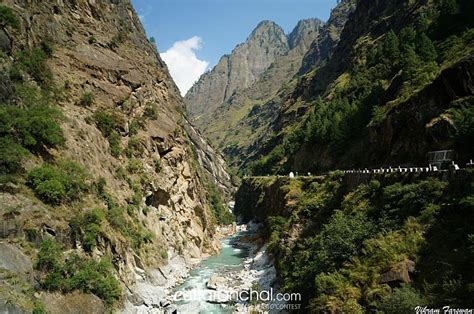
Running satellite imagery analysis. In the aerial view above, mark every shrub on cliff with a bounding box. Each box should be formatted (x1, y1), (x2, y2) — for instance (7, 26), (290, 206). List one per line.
(27, 161), (88, 204)
(0, 89), (64, 152)
(0, 4), (20, 29)
(78, 92), (94, 107)
(0, 60), (64, 179)
(13, 47), (53, 87)
(447, 102), (474, 150)
(36, 239), (121, 305)
(207, 182), (234, 225)
(70, 208), (105, 252)
(380, 284), (427, 314)
(93, 110), (123, 157)
(35, 239), (63, 272)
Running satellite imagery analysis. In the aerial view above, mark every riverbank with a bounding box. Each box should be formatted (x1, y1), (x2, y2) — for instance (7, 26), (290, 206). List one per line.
(121, 223), (238, 313)
(170, 222), (279, 313)
(121, 222), (281, 313)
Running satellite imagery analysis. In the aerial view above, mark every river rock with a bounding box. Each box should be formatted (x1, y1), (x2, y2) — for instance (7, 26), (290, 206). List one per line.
(206, 275), (227, 290)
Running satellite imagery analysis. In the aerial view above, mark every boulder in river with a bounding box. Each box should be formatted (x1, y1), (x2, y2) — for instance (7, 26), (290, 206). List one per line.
(206, 275), (228, 290)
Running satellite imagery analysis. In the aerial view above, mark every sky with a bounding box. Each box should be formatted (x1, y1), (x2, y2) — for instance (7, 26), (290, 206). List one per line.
(131, 0), (338, 95)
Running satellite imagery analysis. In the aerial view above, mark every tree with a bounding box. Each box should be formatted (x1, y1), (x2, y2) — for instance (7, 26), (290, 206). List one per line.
(400, 45), (420, 80)
(441, 0), (460, 15)
(382, 30), (400, 60)
(399, 27), (417, 47)
(417, 33), (437, 62)
(381, 284), (427, 314)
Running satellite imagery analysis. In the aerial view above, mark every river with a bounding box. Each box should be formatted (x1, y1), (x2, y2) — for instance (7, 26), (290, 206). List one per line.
(123, 224), (276, 313)
(171, 232), (250, 313)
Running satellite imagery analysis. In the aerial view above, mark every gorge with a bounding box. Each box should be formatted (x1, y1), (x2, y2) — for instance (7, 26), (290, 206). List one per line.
(0, 0), (473, 313)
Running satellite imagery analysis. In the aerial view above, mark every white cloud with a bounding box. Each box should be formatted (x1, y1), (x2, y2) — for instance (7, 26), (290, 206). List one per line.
(161, 36), (209, 96)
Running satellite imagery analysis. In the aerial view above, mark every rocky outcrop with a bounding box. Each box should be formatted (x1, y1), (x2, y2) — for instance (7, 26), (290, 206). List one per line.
(288, 18), (324, 53)
(300, 0), (356, 73)
(41, 292), (106, 314)
(184, 18), (326, 166)
(185, 20), (290, 122)
(0, 0), (232, 312)
(184, 119), (236, 199)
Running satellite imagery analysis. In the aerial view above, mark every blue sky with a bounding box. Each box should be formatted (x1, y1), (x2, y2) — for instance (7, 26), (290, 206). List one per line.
(131, 0), (338, 94)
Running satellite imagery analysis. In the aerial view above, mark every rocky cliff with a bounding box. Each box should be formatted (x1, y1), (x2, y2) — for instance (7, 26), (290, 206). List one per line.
(0, 0), (232, 312)
(185, 20), (289, 121)
(185, 18), (330, 167)
(240, 0), (473, 175)
(300, 0), (355, 73)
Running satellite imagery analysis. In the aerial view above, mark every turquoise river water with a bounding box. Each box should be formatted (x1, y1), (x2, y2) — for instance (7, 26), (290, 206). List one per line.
(172, 232), (249, 313)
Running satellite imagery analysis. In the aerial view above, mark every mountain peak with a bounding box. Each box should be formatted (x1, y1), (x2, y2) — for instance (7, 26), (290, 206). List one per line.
(288, 18), (324, 50)
(248, 20), (286, 42)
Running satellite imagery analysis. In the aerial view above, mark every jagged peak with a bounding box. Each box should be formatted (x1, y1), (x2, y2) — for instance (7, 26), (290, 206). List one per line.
(288, 18), (324, 50)
(248, 20), (286, 42)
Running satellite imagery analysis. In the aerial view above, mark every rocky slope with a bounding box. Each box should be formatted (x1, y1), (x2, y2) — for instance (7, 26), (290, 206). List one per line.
(185, 20), (290, 121)
(185, 18), (330, 165)
(300, 0), (355, 73)
(0, 0), (232, 312)
(184, 3), (355, 169)
(240, 0), (473, 174)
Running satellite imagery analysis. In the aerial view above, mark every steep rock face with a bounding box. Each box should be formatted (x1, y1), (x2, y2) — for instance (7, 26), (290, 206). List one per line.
(370, 55), (474, 164)
(239, 0), (473, 174)
(185, 21), (289, 122)
(185, 18), (327, 167)
(0, 0), (231, 311)
(300, 0), (356, 73)
(184, 119), (236, 199)
(288, 18), (324, 53)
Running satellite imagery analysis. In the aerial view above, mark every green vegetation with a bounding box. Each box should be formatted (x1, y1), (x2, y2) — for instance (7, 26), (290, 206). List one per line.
(109, 32), (125, 49)
(246, 1), (473, 175)
(0, 42), (64, 183)
(27, 161), (88, 205)
(127, 158), (143, 173)
(0, 93), (64, 150)
(35, 239), (121, 305)
(93, 110), (123, 157)
(32, 302), (47, 314)
(129, 117), (146, 135)
(96, 186), (152, 250)
(0, 4), (20, 29)
(207, 182), (234, 225)
(144, 102), (159, 119)
(447, 100), (474, 149)
(13, 47), (54, 87)
(94, 110), (122, 137)
(380, 284), (427, 314)
(78, 91), (94, 107)
(128, 103), (159, 135)
(70, 208), (104, 252)
(251, 172), (474, 312)
(125, 137), (144, 157)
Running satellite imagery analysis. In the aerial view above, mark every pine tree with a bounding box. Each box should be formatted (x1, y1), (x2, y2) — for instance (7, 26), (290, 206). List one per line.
(401, 45), (420, 80)
(382, 30), (400, 60)
(399, 27), (417, 48)
(441, 0), (460, 15)
(416, 33), (438, 62)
